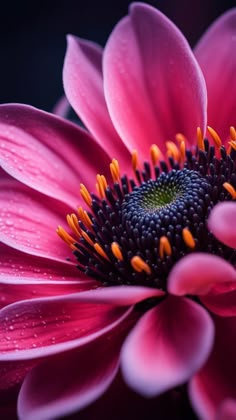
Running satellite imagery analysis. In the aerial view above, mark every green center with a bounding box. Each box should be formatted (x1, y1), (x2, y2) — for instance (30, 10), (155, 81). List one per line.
(141, 184), (183, 211)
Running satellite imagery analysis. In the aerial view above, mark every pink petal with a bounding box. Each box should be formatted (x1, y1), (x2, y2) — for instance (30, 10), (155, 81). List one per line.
(194, 8), (236, 141)
(0, 280), (98, 309)
(0, 178), (74, 262)
(168, 253), (236, 296)
(216, 399), (236, 420)
(63, 36), (131, 168)
(0, 242), (92, 283)
(200, 285), (236, 317)
(52, 95), (70, 118)
(0, 104), (111, 207)
(103, 3), (207, 159)
(208, 202), (236, 248)
(190, 316), (236, 420)
(17, 314), (136, 420)
(0, 290), (138, 360)
(121, 296), (214, 397)
(0, 360), (36, 391)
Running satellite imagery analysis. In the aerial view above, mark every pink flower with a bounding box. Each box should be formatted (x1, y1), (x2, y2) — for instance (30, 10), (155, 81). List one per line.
(0, 3), (236, 419)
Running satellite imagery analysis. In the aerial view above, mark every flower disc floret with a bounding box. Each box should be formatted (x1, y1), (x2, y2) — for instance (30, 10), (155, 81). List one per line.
(57, 131), (236, 290)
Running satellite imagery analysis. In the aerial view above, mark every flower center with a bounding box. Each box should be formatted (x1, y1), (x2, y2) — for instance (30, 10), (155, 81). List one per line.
(57, 126), (236, 290)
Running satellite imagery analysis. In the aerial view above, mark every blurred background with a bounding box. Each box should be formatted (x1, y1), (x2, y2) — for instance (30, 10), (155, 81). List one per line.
(0, 0), (234, 112)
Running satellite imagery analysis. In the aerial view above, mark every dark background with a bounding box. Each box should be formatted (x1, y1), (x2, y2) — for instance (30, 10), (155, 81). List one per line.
(0, 0), (235, 112)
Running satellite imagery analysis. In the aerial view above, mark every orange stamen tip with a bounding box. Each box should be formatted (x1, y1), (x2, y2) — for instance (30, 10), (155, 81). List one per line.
(223, 182), (236, 199)
(180, 140), (186, 161)
(182, 228), (195, 249)
(80, 184), (92, 207)
(66, 213), (81, 237)
(131, 256), (151, 275)
(81, 230), (94, 247)
(159, 236), (172, 259)
(110, 159), (120, 183)
(207, 126), (222, 148)
(112, 158), (119, 172)
(166, 141), (180, 161)
(175, 133), (187, 144)
(132, 150), (139, 172)
(96, 174), (107, 199)
(197, 127), (204, 151)
(111, 242), (123, 261)
(77, 207), (93, 229)
(150, 144), (162, 166)
(228, 140), (236, 151)
(230, 126), (236, 141)
(94, 243), (109, 261)
(56, 226), (77, 249)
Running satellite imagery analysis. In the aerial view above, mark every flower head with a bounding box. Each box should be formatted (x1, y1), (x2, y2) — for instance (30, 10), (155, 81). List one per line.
(0, 3), (236, 420)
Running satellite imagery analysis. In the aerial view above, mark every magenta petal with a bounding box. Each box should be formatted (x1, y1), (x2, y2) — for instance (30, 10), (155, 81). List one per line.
(200, 286), (236, 317)
(208, 202), (236, 248)
(0, 285), (162, 360)
(0, 178), (73, 261)
(63, 36), (130, 167)
(0, 104), (111, 206)
(190, 316), (236, 420)
(17, 316), (135, 420)
(0, 293), (133, 360)
(216, 399), (236, 420)
(168, 253), (236, 296)
(52, 95), (70, 118)
(194, 8), (236, 141)
(103, 3), (207, 159)
(121, 296), (214, 397)
(0, 280), (97, 309)
(0, 242), (98, 306)
(0, 360), (36, 391)
(0, 242), (92, 283)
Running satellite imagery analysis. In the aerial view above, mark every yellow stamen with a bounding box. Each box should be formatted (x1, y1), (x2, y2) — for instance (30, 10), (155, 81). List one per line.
(230, 126), (236, 141)
(131, 256), (151, 274)
(197, 127), (204, 151)
(110, 158), (120, 183)
(150, 144), (162, 166)
(111, 242), (123, 261)
(207, 126), (222, 148)
(56, 226), (77, 250)
(94, 243), (109, 261)
(182, 227), (195, 249)
(223, 182), (236, 199)
(80, 184), (92, 207)
(66, 213), (81, 237)
(77, 207), (93, 229)
(132, 150), (139, 172)
(159, 236), (172, 259)
(166, 141), (180, 161)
